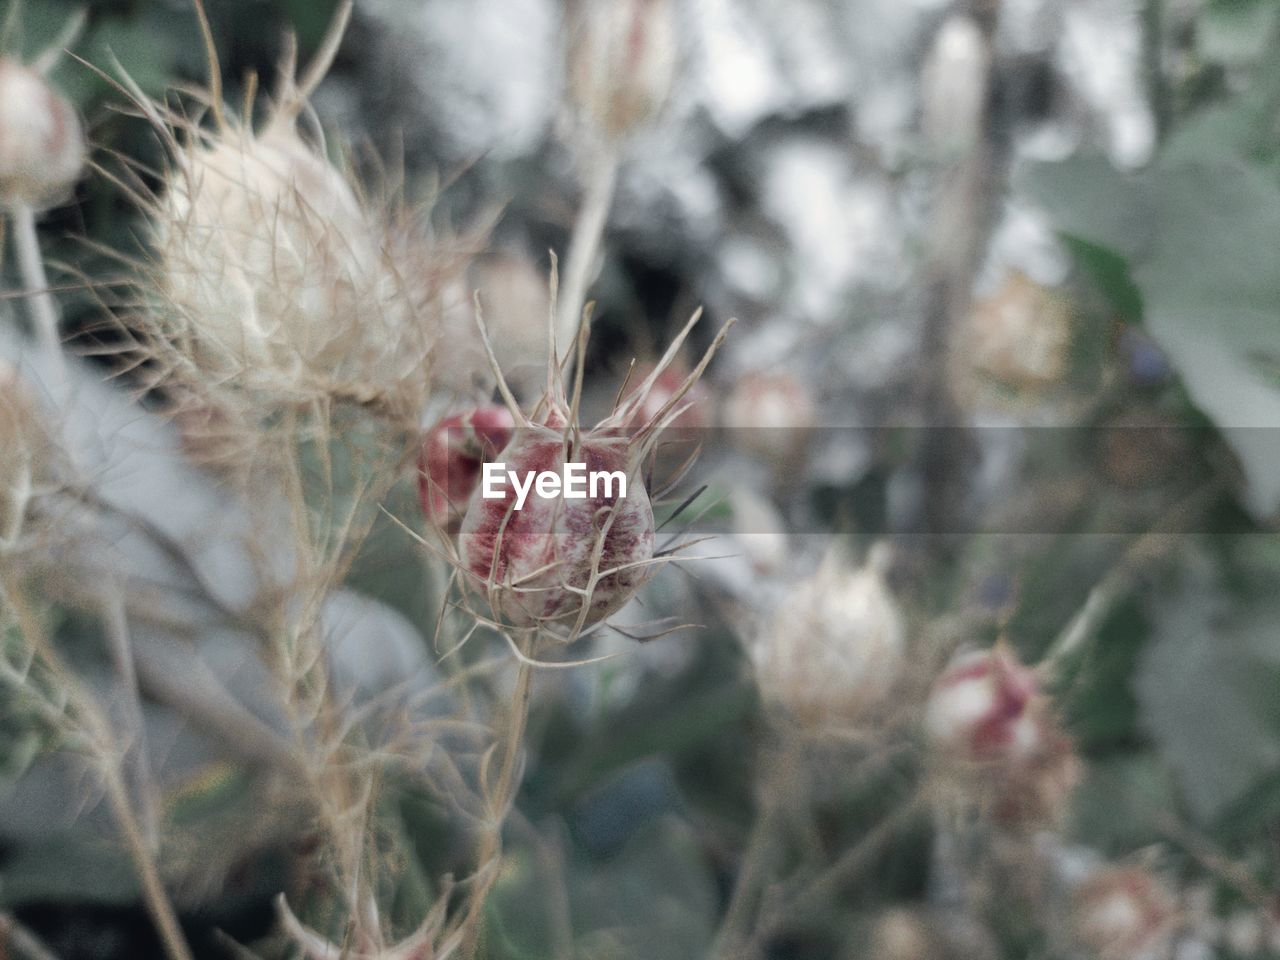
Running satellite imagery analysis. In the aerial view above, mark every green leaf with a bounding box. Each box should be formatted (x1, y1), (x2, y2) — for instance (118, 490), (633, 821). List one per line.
(1134, 558), (1280, 821)
(1023, 118), (1280, 518)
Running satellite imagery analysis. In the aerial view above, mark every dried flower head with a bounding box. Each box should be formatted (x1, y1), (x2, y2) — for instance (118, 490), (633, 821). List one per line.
(965, 271), (1073, 391)
(129, 3), (436, 413)
(566, 0), (678, 143)
(752, 545), (905, 726)
(0, 58), (85, 209)
(454, 297), (732, 638)
(925, 644), (1080, 827)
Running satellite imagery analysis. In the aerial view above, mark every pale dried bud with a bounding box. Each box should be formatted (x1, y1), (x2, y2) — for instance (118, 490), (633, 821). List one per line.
(722, 371), (815, 469)
(870, 909), (935, 960)
(566, 0), (678, 142)
(0, 59), (85, 208)
(753, 547), (905, 725)
(1072, 866), (1178, 960)
(965, 272), (1072, 389)
(155, 121), (426, 404)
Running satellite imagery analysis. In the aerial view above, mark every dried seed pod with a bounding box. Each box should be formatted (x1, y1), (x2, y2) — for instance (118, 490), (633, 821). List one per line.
(0, 59), (85, 208)
(1072, 866), (1178, 960)
(926, 645), (1080, 828)
(566, 0), (678, 142)
(965, 271), (1073, 390)
(140, 6), (437, 411)
(458, 425), (656, 630)
(753, 547), (905, 725)
(456, 309), (732, 636)
(722, 371), (815, 471)
(418, 405), (516, 532)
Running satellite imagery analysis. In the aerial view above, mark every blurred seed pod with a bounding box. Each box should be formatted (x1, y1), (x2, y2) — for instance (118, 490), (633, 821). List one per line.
(722, 371), (815, 472)
(1071, 865), (1179, 960)
(925, 645), (1042, 764)
(565, 0), (679, 143)
(417, 404), (516, 532)
(752, 546), (905, 726)
(963, 271), (1073, 392)
(0, 59), (85, 209)
(925, 644), (1080, 828)
(622, 359), (714, 434)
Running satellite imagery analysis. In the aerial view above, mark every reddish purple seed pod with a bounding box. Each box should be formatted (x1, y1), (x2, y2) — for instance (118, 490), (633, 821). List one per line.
(457, 423), (656, 631)
(418, 405), (516, 531)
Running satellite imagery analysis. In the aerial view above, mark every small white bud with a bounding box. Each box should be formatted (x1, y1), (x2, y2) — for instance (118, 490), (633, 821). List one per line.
(0, 59), (86, 208)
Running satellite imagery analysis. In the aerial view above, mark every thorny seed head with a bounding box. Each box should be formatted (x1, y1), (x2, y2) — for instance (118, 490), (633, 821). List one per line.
(454, 295), (733, 638)
(1071, 865), (1179, 960)
(566, 0), (678, 143)
(752, 545), (905, 726)
(0, 58), (85, 209)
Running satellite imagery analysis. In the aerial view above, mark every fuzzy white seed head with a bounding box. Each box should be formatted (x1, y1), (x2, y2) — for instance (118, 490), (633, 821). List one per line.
(0, 59), (85, 208)
(153, 119), (430, 407)
(753, 548), (905, 725)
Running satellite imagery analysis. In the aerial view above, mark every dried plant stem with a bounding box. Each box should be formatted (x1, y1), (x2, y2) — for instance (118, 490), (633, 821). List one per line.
(100, 588), (158, 851)
(1039, 476), (1226, 678)
(710, 750), (796, 960)
(0, 581), (193, 960)
(100, 760), (194, 960)
(457, 646), (535, 960)
(10, 204), (66, 392)
(555, 148), (619, 350)
(765, 793), (929, 934)
(0, 912), (60, 960)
